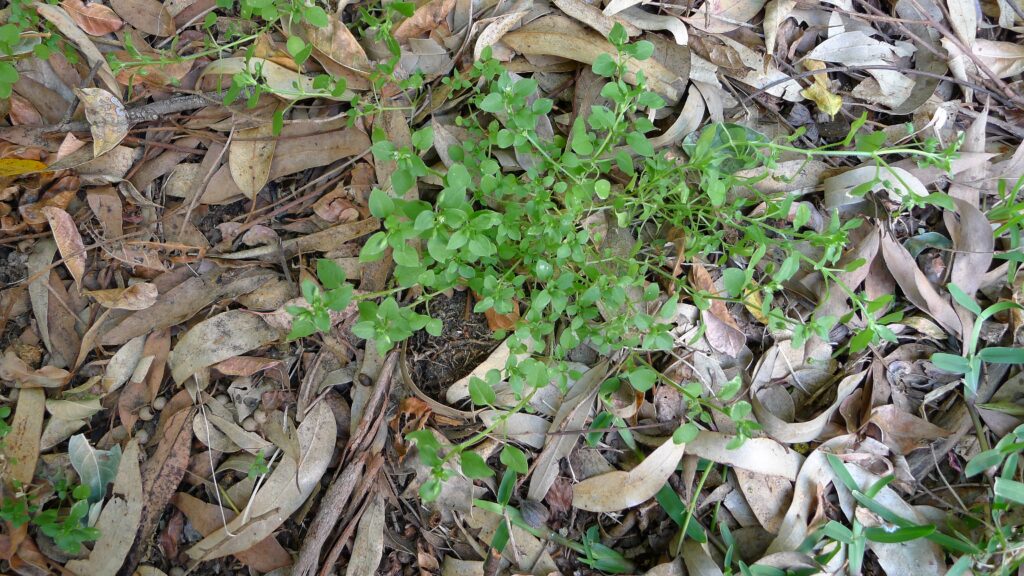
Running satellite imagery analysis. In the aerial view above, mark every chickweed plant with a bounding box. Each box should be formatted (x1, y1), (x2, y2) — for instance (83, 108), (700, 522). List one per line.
(284, 20), (964, 547)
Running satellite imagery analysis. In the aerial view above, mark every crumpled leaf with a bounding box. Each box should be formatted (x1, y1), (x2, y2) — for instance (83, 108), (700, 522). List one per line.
(75, 87), (129, 157)
(186, 401), (335, 561)
(866, 405), (949, 455)
(683, 0), (766, 34)
(573, 436), (687, 512)
(800, 59), (842, 118)
(61, 0), (123, 35)
(0, 349), (70, 388)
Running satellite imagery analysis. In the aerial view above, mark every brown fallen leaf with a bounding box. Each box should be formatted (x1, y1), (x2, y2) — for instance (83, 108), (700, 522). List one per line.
(168, 309), (281, 384)
(85, 283), (158, 310)
(5, 388), (45, 485)
(866, 405), (949, 455)
(62, 0), (123, 35)
(0, 349), (70, 388)
(501, 16), (686, 102)
(394, 0), (456, 41)
(109, 0), (175, 36)
(683, 0), (766, 34)
(41, 206), (86, 289)
(229, 120), (278, 199)
(75, 87), (129, 157)
(33, 3), (121, 95)
(173, 493), (292, 572)
(879, 231), (961, 335)
(691, 262), (745, 357)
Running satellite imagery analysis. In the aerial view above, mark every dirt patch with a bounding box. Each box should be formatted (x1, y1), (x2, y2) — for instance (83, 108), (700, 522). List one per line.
(0, 246), (29, 348)
(407, 290), (499, 398)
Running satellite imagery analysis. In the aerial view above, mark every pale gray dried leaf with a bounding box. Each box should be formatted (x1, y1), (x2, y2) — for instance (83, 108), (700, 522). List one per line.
(345, 491), (385, 576)
(683, 0), (766, 34)
(687, 431), (803, 480)
(752, 351), (865, 443)
(168, 310), (281, 384)
(619, 7), (687, 45)
(682, 541), (725, 576)
(880, 232), (961, 334)
(67, 441), (143, 576)
(186, 402), (335, 561)
(69, 433), (122, 502)
(46, 397), (103, 421)
(7, 388), (45, 485)
(527, 360), (608, 501)
(75, 88), (129, 158)
(27, 239), (56, 354)
(572, 436), (687, 512)
(103, 334), (146, 392)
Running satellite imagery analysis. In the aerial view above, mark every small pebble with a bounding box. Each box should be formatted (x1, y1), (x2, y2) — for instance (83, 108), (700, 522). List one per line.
(253, 408), (268, 424)
(111, 427), (127, 441)
(152, 396), (167, 411)
(242, 416), (257, 432)
(138, 406), (154, 421)
(135, 429), (149, 444)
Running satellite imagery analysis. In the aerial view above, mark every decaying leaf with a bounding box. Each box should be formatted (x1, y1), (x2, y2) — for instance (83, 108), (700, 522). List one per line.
(84, 283), (158, 310)
(108, 0), (175, 36)
(229, 120), (279, 199)
(168, 310), (282, 384)
(691, 262), (745, 357)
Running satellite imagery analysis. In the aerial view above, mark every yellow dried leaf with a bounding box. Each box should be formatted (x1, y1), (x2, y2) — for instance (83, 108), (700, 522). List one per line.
(800, 59), (842, 118)
(0, 158), (49, 177)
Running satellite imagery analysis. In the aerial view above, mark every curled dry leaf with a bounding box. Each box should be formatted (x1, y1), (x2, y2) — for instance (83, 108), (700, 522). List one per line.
(393, 0), (456, 41)
(866, 405), (949, 455)
(174, 492), (291, 572)
(85, 283), (158, 310)
(573, 436), (687, 512)
(108, 0), (175, 36)
(186, 401), (335, 561)
(75, 87), (129, 158)
(61, 0), (123, 35)
(683, 0), (766, 34)
(880, 232), (962, 335)
(42, 206), (86, 289)
(0, 349), (71, 388)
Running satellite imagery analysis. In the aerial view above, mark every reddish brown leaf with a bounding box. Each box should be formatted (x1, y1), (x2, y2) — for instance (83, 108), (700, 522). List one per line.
(61, 0), (124, 35)
(109, 0), (175, 36)
(173, 494), (293, 572)
(41, 206), (86, 289)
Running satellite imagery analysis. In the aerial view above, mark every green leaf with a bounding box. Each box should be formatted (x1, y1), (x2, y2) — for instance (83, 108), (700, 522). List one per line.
(287, 316), (317, 340)
(500, 444), (529, 474)
(947, 283), (981, 316)
(286, 35), (305, 57)
(930, 352), (969, 374)
(325, 285), (353, 311)
(672, 423), (699, 444)
(826, 453), (859, 492)
(460, 452), (494, 478)
(303, 5), (329, 27)
(978, 346), (1024, 364)
(447, 163), (471, 194)
(608, 22), (628, 46)
(411, 126), (434, 151)
(864, 524), (935, 543)
(592, 53), (616, 77)
(964, 448), (1003, 477)
(316, 259), (346, 289)
(626, 131), (654, 157)
(722, 268), (746, 297)
(995, 477), (1024, 504)
(369, 188), (394, 218)
(627, 367), (657, 392)
(468, 376), (496, 406)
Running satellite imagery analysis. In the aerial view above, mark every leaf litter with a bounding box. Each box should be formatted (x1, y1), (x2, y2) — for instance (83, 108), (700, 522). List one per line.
(1, 0), (1024, 575)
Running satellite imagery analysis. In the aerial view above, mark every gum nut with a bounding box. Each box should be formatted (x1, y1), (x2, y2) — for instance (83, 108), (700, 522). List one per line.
(242, 417), (257, 432)
(138, 406), (154, 421)
(152, 396), (167, 410)
(135, 429), (150, 444)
